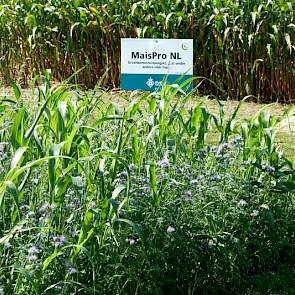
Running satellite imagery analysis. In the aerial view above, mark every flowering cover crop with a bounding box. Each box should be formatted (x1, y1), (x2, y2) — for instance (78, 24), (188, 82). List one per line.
(0, 81), (295, 293)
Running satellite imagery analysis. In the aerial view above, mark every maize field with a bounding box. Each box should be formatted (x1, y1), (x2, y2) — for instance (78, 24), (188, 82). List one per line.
(1, 0), (295, 294)
(0, 0), (294, 101)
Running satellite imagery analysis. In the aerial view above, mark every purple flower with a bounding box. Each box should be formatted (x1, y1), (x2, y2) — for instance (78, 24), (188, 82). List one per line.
(4, 241), (11, 249)
(0, 142), (8, 153)
(230, 136), (243, 146)
(28, 246), (39, 255)
(262, 165), (275, 173)
(53, 235), (68, 247)
(68, 266), (77, 275)
(27, 254), (38, 262)
(196, 149), (207, 158)
(184, 191), (193, 202)
(209, 174), (221, 182)
(39, 202), (54, 213)
(20, 204), (30, 210)
(65, 261), (78, 275)
(219, 142), (232, 151)
(158, 158), (170, 168)
(59, 236), (67, 244)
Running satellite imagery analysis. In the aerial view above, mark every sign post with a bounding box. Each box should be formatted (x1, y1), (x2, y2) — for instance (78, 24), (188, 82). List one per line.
(121, 39), (193, 92)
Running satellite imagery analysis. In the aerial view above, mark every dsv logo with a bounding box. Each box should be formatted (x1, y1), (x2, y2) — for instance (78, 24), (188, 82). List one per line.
(146, 77), (163, 89)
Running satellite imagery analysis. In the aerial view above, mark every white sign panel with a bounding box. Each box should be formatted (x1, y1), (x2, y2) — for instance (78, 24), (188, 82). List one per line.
(121, 38), (193, 91)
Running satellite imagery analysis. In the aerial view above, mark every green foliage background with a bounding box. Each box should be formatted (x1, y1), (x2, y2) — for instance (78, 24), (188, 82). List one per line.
(0, 0), (294, 101)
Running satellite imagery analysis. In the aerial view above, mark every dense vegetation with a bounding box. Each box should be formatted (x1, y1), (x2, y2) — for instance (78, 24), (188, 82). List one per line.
(0, 0), (294, 102)
(0, 0), (294, 293)
(0, 81), (295, 294)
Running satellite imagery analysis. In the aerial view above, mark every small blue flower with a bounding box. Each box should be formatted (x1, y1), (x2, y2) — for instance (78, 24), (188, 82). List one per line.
(230, 136), (243, 146)
(68, 266), (77, 275)
(25, 211), (35, 220)
(53, 235), (68, 247)
(28, 246), (39, 255)
(262, 165), (275, 173)
(183, 190), (193, 202)
(4, 241), (11, 249)
(65, 260), (78, 275)
(208, 146), (218, 154)
(209, 174), (221, 182)
(157, 158), (170, 168)
(27, 254), (38, 262)
(39, 203), (54, 213)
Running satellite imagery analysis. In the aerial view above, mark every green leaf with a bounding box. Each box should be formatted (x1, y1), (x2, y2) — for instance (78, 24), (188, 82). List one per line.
(42, 251), (63, 271)
(111, 185), (126, 199)
(10, 147), (27, 169)
(146, 161), (159, 208)
(10, 107), (26, 149)
(9, 80), (21, 101)
(274, 181), (295, 193)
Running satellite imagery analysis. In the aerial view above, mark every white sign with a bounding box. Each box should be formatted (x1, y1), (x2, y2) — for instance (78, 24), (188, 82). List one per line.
(121, 38), (193, 91)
